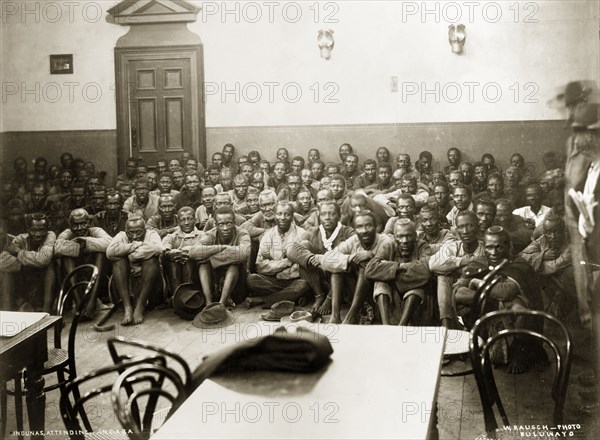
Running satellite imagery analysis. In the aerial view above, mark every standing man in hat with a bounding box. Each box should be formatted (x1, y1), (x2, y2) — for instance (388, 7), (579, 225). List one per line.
(189, 207), (251, 306)
(54, 208), (111, 319)
(107, 215), (164, 325)
(564, 102), (600, 414)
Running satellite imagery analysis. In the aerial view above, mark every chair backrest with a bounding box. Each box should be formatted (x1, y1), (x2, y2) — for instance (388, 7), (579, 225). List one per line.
(53, 264), (99, 352)
(111, 364), (186, 440)
(472, 258), (508, 316)
(107, 337), (192, 391)
(469, 309), (572, 435)
(60, 357), (167, 440)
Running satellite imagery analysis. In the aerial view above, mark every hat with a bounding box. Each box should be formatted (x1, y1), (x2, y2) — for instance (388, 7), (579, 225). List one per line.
(173, 283), (206, 321)
(193, 302), (235, 329)
(557, 81), (594, 106)
(280, 310), (322, 324)
(260, 300), (296, 322)
(570, 103), (600, 130)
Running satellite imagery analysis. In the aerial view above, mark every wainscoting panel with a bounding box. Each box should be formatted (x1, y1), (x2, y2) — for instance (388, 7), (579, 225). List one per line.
(2, 120), (568, 186)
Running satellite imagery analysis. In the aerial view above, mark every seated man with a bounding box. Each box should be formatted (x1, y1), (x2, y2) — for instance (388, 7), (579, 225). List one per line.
(474, 198), (497, 239)
(25, 183), (53, 215)
(228, 174), (249, 213)
(443, 147), (462, 177)
(447, 170), (464, 192)
(329, 174), (353, 207)
(195, 186), (217, 229)
(162, 206), (205, 299)
(189, 207), (251, 306)
(321, 210), (395, 324)
(288, 201), (355, 314)
(417, 206), (453, 253)
(106, 215), (164, 325)
(238, 187), (261, 220)
(353, 159), (378, 189)
(503, 166), (525, 208)
(519, 214), (575, 320)
(366, 219), (434, 325)
(341, 153), (361, 189)
(300, 168), (318, 198)
(472, 161), (488, 194)
(240, 189), (278, 273)
(151, 172), (180, 197)
(513, 183), (551, 228)
(365, 162), (394, 193)
(94, 190), (128, 237)
(86, 186), (107, 216)
(459, 162), (474, 187)
(495, 198), (533, 253)
(117, 158), (138, 187)
(0, 213), (56, 312)
(173, 171), (203, 211)
(146, 194), (178, 239)
(65, 183), (88, 210)
(453, 226), (545, 373)
(431, 181), (452, 217)
(383, 193), (417, 234)
(55, 208), (111, 319)
(203, 192), (246, 231)
(429, 210), (484, 329)
(268, 161), (287, 191)
(344, 192), (390, 232)
(277, 172), (304, 203)
(123, 177), (160, 221)
(294, 188), (318, 228)
(246, 202), (310, 308)
(310, 160), (325, 183)
(446, 184), (473, 227)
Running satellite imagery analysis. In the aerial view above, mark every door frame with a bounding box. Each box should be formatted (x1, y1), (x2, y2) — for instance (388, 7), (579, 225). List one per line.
(115, 44), (206, 171)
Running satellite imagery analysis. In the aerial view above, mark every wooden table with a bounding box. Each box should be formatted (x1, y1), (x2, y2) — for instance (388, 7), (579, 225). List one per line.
(0, 314), (61, 440)
(153, 323), (446, 440)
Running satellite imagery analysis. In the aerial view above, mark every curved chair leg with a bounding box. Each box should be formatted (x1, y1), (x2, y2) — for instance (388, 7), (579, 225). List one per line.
(14, 377), (24, 440)
(70, 382), (92, 431)
(1, 382), (7, 438)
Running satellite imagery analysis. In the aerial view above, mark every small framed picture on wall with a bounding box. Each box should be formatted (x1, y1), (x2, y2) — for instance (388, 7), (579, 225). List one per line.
(50, 54), (73, 74)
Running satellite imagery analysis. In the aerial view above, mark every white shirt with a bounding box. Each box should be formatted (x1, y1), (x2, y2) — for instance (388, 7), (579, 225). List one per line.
(513, 205), (551, 227)
(579, 161), (600, 238)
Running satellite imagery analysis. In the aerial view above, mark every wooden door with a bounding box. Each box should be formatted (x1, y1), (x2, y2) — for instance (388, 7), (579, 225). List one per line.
(115, 45), (206, 172)
(128, 58), (193, 165)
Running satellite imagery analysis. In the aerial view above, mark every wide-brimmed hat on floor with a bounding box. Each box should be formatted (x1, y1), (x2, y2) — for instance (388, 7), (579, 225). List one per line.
(193, 302), (235, 329)
(261, 300), (296, 322)
(173, 283), (205, 321)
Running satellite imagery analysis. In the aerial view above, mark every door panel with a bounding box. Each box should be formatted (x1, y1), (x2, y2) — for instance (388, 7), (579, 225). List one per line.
(128, 58), (193, 165)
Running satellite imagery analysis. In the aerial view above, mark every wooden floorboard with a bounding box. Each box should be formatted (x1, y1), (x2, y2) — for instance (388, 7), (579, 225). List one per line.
(2, 306), (598, 439)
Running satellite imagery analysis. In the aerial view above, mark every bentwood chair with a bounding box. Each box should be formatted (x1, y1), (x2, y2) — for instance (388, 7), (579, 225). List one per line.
(107, 337), (192, 391)
(441, 259), (508, 377)
(111, 364), (186, 440)
(1, 264), (99, 437)
(470, 310), (572, 439)
(60, 357), (167, 440)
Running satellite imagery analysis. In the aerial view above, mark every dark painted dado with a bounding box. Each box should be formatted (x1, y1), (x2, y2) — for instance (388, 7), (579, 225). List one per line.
(1, 130), (118, 183)
(1, 120), (569, 187)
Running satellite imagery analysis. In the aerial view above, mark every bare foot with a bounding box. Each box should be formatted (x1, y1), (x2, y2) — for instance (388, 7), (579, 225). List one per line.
(81, 303), (97, 321)
(311, 295), (327, 313)
(133, 305), (145, 325)
(121, 307), (134, 326)
(342, 313), (358, 325)
(244, 297), (264, 309)
(328, 315), (342, 324)
(317, 297), (332, 315)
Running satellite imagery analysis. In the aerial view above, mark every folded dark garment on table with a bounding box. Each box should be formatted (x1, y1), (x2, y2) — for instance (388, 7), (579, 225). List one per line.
(190, 326), (333, 391)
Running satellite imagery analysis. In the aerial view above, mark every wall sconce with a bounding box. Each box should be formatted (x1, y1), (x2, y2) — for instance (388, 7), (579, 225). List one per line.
(317, 29), (334, 60)
(448, 24), (466, 54)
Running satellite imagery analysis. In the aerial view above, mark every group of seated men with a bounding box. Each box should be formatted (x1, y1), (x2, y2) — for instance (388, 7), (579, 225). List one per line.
(0, 141), (576, 371)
